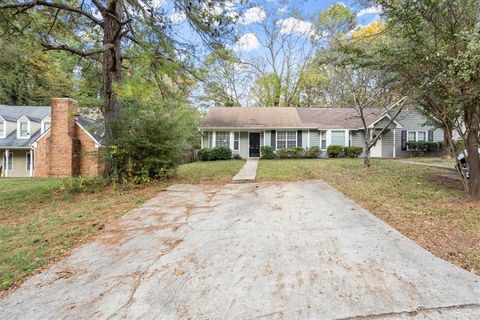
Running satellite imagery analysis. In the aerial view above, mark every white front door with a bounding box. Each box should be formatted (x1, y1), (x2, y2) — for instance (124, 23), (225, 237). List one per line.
(370, 131), (382, 157)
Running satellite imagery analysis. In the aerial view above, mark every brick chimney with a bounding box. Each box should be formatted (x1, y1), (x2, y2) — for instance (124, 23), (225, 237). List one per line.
(47, 98), (79, 177)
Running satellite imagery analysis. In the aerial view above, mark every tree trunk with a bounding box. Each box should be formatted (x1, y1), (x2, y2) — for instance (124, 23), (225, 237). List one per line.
(465, 104), (480, 199)
(442, 122), (454, 158)
(102, 1), (123, 176)
(363, 140), (371, 167)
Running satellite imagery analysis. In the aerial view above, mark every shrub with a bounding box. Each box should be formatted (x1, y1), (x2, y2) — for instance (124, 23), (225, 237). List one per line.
(306, 146), (321, 158)
(61, 176), (107, 194)
(198, 148), (213, 161)
(232, 153), (242, 160)
(261, 146), (276, 159)
(292, 147), (305, 158)
(327, 145), (344, 158)
(406, 141), (444, 155)
(210, 146), (233, 160)
(344, 146), (363, 158)
(277, 148), (290, 159)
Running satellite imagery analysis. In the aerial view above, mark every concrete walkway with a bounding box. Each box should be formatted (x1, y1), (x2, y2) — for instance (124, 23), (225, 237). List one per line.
(0, 181), (478, 319)
(232, 158), (258, 183)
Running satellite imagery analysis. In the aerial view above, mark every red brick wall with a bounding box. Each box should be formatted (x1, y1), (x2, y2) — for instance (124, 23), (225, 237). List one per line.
(34, 98), (103, 178)
(75, 124), (104, 176)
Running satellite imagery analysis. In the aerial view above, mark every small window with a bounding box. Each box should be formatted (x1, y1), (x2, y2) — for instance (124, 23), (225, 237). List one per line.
(320, 131), (327, 149)
(331, 130), (346, 146)
(26, 152), (33, 171)
(43, 121), (51, 132)
(3, 152), (13, 171)
(408, 131), (416, 142)
(277, 131), (296, 149)
(215, 131), (230, 147)
(233, 132), (239, 151)
(18, 118), (29, 138)
(417, 131), (426, 141)
(0, 118), (4, 138)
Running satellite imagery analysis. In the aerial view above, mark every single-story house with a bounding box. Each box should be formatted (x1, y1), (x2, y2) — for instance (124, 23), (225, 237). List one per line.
(199, 106), (444, 158)
(0, 98), (104, 178)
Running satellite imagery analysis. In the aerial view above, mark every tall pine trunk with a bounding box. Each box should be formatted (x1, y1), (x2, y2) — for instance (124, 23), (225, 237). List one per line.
(102, 1), (122, 176)
(465, 104), (480, 199)
(363, 139), (371, 167)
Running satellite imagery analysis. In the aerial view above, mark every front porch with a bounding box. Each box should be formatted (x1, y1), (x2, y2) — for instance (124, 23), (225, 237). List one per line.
(1, 148), (34, 177)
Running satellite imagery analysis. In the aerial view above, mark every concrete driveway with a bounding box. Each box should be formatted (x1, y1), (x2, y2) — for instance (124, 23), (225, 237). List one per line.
(1, 181), (479, 319)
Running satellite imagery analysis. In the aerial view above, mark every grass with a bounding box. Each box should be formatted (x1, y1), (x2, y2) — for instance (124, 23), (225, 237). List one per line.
(258, 159), (480, 274)
(175, 159), (245, 184)
(400, 156), (456, 165)
(0, 160), (243, 291)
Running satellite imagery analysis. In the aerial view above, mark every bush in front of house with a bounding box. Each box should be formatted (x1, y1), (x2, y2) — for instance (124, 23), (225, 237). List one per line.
(232, 154), (242, 160)
(210, 146), (233, 160)
(277, 147), (306, 159)
(198, 146), (233, 161)
(327, 145), (344, 158)
(261, 146), (276, 159)
(305, 146), (321, 158)
(198, 148), (213, 161)
(406, 141), (444, 156)
(344, 146), (363, 158)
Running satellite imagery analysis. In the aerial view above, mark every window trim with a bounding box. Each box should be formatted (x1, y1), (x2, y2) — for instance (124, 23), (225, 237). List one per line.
(407, 130), (428, 142)
(214, 131), (230, 148)
(17, 116), (30, 139)
(331, 130), (347, 147)
(41, 116), (51, 134)
(276, 130), (297, 149)
(233, 131), (240, 151)
(0, 116), (5, 139)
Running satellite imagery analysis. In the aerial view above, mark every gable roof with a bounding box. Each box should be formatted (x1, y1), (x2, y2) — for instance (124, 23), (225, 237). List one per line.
(0, 105), (105, 148)
(200, 107), (385, 130)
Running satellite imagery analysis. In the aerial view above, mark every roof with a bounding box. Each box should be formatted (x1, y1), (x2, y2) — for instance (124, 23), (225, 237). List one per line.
(76, 116), (105, 145)
(0, 105), (104, 148)
(199, 107), (384, 130)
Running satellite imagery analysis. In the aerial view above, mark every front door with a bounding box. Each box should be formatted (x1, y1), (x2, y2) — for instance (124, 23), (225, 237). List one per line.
(249, 132), (260, 157)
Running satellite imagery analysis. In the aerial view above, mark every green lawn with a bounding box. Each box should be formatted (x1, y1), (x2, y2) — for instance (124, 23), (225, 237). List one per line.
(258, 159), (480, 274)
(0, 160), (243, 291)
(400, 157), (456, 165)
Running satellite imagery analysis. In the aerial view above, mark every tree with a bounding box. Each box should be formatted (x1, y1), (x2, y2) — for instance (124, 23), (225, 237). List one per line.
(357, 0), (480, 198)
(0, 0), (234, 174)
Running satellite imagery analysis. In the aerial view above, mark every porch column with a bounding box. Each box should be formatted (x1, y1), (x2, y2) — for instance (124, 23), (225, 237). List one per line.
(345, 130), (349, 147)
(212, 131), (216, 148)
(393, 129), (396, 158)
(29, 149), (33, 177)
(229, 131), (234, 150)
(326, 130), (331, 147)
(4, 149), (9, 177)
(307, 129), (310, 148)
(200, 131), (204, 149)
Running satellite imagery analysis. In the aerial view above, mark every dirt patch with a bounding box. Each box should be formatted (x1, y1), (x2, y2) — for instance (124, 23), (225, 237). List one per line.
(427, 174), (464, 190)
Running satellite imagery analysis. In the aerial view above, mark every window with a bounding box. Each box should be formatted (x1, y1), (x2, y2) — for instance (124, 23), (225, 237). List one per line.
(331, 130), (346, 146)
(417, 131), (426, 141)
(277, 131), (296, 149)
(320, 131), (327, 149)
(408, 131), (427, 142)
(43, 121), (51, 132)
(0, 118), (4, 138)
(18, 117), (29, 139)
(233, 132), (239, 151)
(26, 152), (33, 171)
(207, 132), (213, 148)
(3, 152), (13, 171)
(215, 131), (230, 147)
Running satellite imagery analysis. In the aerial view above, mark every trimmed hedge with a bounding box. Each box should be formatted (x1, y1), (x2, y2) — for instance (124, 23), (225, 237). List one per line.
(277, 147), (305, 159)
(198, 146), (233, 161)
(344, 146), (363, 158)
(261, 146), (276, 159)
(406, 141), (444, 155)
(327, 145), (344, 158)
(306, 146), (321, 158)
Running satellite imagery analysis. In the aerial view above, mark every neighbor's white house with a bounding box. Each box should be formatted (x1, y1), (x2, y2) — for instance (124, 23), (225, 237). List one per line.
(199, 106), (444, 158)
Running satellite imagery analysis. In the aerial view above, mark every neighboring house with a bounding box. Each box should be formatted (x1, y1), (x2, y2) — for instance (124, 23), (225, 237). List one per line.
(0, 98), (104, 178)
(199, 106), (444, 158)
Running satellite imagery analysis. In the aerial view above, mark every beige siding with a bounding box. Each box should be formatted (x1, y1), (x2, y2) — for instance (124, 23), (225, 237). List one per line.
(2, 150), (31, 177)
